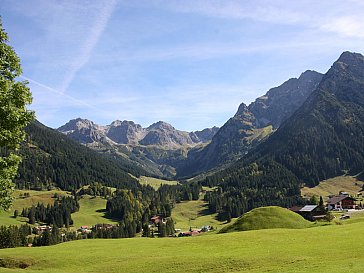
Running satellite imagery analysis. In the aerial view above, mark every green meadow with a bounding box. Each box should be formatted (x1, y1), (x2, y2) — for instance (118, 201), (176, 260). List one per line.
(0, 190), (115, 229)
(71, 195), (118, 229)
(1, 212), (364, 272)
(301, 175), (363, 198)
(171, 189), (228, 231)
(138, 176), (179, 190)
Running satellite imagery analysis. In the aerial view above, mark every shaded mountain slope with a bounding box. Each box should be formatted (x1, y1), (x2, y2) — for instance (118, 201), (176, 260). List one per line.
(250, 51), (364, 186)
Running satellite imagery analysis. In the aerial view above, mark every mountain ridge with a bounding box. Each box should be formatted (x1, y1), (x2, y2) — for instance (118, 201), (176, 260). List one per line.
(200, 51), (364, 221)
(177, 69), (323, 177)
(58, 118), (219, 148)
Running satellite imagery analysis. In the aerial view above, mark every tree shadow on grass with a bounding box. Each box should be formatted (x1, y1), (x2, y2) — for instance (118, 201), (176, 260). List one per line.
(198, 203), (213, 216)
(96, 209), (121, 222)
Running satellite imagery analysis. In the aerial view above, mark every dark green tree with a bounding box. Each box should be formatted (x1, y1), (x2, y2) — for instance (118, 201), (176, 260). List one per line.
(318, 196), (325, 209)
(158, 222), (167, 237)
(142, 224), (150, 237)
(165, 218), (175, 236)
(41, 229), (51, 246)
(0, 19), (33, 210)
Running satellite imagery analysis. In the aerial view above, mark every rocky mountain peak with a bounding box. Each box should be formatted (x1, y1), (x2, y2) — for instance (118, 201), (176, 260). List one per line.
(328, 51), (364, 80)
(106, 120), (145, 144)
(234, 103), (250, 117)
(57, 118), (106, 144)
(299, 70), (323, 81)
(109, 120), (140, 128)
(248, 70), (323, 128)
(337, 51), (364, 65)
(148, 121), (175, 131)
(58, 118), (94, 132)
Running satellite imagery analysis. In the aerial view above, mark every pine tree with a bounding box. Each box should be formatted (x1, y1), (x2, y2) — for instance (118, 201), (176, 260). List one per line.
(142, 224), (150, 237)
(158, 222), (167, 237)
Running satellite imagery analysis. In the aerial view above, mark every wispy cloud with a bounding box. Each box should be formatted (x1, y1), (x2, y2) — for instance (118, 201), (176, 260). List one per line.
(60, 0), (118, 93)
(321, 16), (364, 39)
(143, 0), (364, 40)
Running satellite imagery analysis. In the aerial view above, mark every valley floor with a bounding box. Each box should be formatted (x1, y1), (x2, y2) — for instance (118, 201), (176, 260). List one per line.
(1, 213), (364, 273)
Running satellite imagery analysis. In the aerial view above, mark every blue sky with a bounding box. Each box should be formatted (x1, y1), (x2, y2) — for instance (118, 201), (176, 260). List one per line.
(1, 0), (364, 131)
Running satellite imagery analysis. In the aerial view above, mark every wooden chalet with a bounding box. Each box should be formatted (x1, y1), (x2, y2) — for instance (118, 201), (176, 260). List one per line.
(327, 194), (356, 211)
(289, 205), (326, 221)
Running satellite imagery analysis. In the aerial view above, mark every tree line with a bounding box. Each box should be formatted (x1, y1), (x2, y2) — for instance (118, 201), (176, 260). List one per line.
(21, 195), (79, 228)
(202, 160), (306, 221)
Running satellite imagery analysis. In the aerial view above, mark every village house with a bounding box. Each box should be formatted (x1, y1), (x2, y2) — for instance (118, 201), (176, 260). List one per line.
(150, 216), (166, 225)
(92, 224), (115, 231)
(78, 226), (91, 234)
(327, 193), (356, 211)
(289, 205), (326, 221)
(33, 225), (52, 235)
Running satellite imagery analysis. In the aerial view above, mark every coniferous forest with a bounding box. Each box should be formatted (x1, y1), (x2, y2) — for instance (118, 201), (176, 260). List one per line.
(15, 121), (148, 191)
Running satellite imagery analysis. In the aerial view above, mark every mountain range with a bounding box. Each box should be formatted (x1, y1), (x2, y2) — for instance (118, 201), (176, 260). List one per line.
(58, 119), (219, 148)
(58, 119), (219, 177)
(57, 69), (323, 178)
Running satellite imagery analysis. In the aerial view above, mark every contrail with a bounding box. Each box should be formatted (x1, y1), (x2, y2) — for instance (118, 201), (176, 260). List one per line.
(20, 75), (100, 111)
(60, 0), (118, 94)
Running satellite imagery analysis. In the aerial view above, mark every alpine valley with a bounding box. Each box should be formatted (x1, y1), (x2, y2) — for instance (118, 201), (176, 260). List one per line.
(2, 51), (364, 273)
(3, 2), (364, 271)
(14, 51), (364, 221)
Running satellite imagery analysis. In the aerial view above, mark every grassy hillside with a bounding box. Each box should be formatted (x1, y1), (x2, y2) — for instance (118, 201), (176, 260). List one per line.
(301, 175), (363, 198)
(1, 213), (364, 272)
(0, 190), (68, 226)
(138, 176), (178, 190)
(171, 199), (228, 231)
(171, 188), (228, 231)
(220, 206), (312, 233)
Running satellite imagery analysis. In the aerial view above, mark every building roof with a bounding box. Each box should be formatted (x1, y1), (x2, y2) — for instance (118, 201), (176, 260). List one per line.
(288, 206), (303, 212)
(328, 195), (356, 205)
(299, 205), (318, 212)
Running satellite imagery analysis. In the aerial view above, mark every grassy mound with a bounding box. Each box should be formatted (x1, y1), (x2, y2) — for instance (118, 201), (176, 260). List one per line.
(220, 206), (312, 233)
